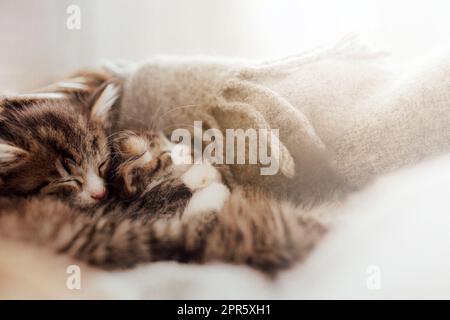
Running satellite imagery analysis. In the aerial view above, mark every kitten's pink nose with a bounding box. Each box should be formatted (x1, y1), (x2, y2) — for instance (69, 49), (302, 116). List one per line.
(91, 188), (107, 201)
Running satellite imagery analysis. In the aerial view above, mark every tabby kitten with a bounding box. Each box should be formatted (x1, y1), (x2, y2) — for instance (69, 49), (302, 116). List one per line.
(108, 129), (231, 219)
(0, 130), (325, 272)
(0, 73), (119, 208)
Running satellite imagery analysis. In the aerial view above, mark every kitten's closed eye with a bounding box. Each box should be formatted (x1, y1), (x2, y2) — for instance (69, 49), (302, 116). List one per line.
(40, 179), (79, 196)
(117, 151), (173, 198)
(0, 78), (120, 208)
(98, 159), (109, 176)
(111, 130), (175, 198)
(61, 157), (78, 175)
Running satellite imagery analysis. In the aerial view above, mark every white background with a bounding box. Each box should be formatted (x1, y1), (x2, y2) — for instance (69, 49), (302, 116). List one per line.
(1, 0), (450, 90)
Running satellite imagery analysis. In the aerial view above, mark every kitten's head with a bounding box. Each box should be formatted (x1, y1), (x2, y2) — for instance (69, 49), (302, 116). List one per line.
(0, 82), (119, 208)
(110, 130), (191, 198)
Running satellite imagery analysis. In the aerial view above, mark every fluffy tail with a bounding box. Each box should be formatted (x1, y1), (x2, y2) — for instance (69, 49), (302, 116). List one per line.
(0, 191), (326, 272)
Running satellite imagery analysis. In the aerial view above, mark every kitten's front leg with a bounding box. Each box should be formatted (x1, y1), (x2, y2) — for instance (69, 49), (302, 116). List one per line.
(173, 162), (230, 256)
(183, 182), (230, 219)
(181, 163), (230, 218)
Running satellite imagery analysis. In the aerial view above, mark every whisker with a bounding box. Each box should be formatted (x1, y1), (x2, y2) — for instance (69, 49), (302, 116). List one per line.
(158, 123), (197, 132)
(150, 104), (199, 129)
(106, 131), (126, 140)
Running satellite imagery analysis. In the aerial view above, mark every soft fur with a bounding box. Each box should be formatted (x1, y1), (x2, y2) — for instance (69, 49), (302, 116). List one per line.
(0, 188), (324, 273)
(0, 130), (324, 272)
(0, 72), (119, 208)
(2, 152), (450, 299)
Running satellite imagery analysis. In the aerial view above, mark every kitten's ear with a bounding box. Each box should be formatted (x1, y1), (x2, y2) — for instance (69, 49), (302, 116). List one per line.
(89, 82), (121, 129)
(0, 141), (27, 172)
(0, 93), (65, 109)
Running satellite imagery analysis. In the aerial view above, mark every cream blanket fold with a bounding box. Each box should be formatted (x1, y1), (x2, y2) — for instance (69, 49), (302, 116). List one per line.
(107, 38), (450, 204)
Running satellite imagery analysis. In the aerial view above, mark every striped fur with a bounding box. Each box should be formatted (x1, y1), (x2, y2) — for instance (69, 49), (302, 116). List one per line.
(0, 189), (324, 273)
(0, 129), (325, 272)
(0, 72), (119, 208)
(0, 72), (326, 272)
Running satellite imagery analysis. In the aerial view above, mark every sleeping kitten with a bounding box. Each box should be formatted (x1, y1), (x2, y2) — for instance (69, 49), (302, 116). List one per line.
(0, 73), (119, 208)
(0, 130), (325, 272)
(107, 129), (231, 219)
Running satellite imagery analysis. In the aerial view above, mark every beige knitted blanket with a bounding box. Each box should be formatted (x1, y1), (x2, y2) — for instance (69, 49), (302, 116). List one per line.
(107, 38), (450, 204)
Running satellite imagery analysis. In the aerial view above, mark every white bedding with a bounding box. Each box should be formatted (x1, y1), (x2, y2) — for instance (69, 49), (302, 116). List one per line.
(2, 153), (450, 299)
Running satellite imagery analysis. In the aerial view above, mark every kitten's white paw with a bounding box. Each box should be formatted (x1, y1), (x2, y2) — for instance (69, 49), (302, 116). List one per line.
(183, 182), (230, 219)
(181, 163), (222, 191)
